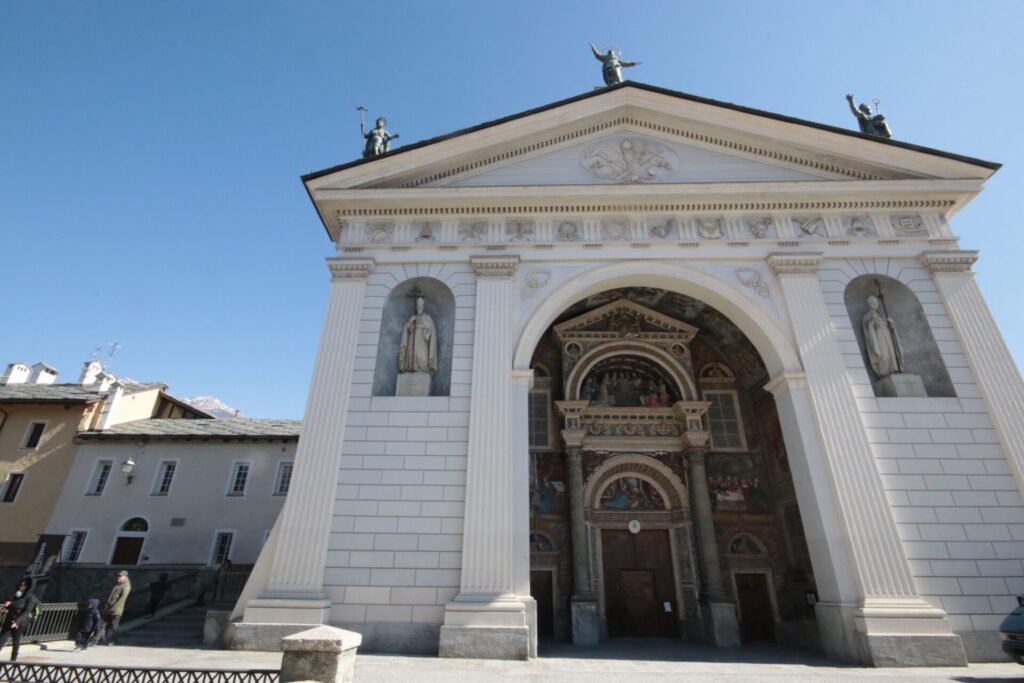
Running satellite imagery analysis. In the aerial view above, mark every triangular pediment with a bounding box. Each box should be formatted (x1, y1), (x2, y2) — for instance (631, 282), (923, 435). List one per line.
(554, 299), (698, 343)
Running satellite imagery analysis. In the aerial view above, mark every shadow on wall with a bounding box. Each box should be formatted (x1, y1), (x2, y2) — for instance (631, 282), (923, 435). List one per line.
(844, 274), (955, 397)
(372, 277), (455, 397)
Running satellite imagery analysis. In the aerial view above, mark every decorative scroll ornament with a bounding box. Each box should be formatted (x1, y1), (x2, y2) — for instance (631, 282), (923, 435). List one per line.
(748, 217), (772, 239)
(698, 219), (724, 240)
(367, 223), (393, 244)
(521, 269), (552, 299)
(460, 222), (486, 241)
(556, 221), (580, 241)
(793, 217), (823, 237)
(580, 138), (677, 184)
(735, 268), (772, 299)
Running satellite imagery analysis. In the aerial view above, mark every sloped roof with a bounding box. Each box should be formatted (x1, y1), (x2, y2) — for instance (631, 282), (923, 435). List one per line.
(302, 81), (1000, 184)
(0, 381), (163, 405)
(78, 418), (302, 441)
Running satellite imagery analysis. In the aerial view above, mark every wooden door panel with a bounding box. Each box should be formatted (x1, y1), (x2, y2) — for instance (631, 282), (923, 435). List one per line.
(530, 570), (554, 639)
(111, 537), (143, 565)
(735, 572), (776, 642)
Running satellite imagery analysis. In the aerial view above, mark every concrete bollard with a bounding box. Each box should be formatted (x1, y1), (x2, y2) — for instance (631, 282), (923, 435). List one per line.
(279, 625), (363, 683)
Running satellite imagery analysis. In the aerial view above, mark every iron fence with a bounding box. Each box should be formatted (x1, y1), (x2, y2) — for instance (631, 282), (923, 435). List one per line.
(0, 662), (279, 683)
(0, 603), (78, 643)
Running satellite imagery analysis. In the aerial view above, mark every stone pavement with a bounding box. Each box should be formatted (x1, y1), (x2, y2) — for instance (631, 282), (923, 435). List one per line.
(2, 638), (1021, 682)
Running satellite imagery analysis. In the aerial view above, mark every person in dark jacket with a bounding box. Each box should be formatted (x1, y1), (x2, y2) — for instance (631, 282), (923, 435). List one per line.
(0, 578), (40, 661)
(147, 573), (170, 617)
(73, 599), (101, 652)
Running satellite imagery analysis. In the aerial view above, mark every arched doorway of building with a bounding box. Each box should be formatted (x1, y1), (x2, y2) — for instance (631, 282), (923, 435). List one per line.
(111, 517), (148, 565)
(525, 287), (817, 650)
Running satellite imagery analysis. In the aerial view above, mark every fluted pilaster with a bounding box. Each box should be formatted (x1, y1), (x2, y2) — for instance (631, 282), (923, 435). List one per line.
(922, 251), (1024, 495)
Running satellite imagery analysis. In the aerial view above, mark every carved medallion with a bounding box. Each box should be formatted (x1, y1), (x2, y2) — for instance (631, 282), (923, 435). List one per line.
(698, 219), (724, 240)
(556, 221), (580, 241)
(735, 268), (771, 299)
(580, 138), (677, 184)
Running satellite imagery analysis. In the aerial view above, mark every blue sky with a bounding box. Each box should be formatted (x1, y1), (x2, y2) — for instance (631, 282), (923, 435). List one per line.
(3, 1), (1021, 419)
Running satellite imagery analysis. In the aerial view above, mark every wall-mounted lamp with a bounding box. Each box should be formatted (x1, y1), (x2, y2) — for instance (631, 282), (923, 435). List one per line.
(121, 458), (136, 485)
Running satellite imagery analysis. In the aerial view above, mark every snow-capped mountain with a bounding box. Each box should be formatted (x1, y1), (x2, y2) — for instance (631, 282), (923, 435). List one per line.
(184, 395), (245, 418)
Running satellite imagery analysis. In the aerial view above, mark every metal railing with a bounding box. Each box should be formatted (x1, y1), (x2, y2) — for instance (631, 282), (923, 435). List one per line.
(0, 603), (78, 643)
(211, 565), (252, 606)
(0, 662), (279, 683)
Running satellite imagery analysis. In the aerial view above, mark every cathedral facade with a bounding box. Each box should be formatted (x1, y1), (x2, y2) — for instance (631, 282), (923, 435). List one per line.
(232, 83), (1022, 666)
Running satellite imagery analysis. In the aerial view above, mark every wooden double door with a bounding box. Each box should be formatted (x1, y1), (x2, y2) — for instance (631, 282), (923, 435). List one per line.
(601, 528), (679, 637)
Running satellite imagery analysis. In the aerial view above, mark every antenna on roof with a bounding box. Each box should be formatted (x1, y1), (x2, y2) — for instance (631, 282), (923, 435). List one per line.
(90, 341), (122, 367)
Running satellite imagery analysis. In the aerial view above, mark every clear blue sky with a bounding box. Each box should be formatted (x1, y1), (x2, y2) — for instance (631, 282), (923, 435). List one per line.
(3, 1), (1021, 419)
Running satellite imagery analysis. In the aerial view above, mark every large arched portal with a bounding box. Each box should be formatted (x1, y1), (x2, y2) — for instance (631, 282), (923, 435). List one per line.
(525, 287), (817, 650)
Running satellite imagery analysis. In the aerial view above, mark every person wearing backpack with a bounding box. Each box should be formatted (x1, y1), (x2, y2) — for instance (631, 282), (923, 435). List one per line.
(72, 599), (101, 652)
(0, 577), (40, 661)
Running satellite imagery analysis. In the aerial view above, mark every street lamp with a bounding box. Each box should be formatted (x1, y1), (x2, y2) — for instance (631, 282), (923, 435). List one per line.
(122, 458), (135, 485)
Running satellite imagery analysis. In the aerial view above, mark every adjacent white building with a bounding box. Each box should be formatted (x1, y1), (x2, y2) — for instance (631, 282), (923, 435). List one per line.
(47, 418), (300, 566)
(232, 82), (1024, 666)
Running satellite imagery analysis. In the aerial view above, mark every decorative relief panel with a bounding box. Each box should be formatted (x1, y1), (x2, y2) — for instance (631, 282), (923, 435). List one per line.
(747, 217), (773, 239)
(646, 218), (675, 240)
(697, 218), (724, 240)
(792, 216), (824, 238)
(555, 221), (581, 241)
(845, 216), (874, 236)
(580, 137), (678, 184)
(367, 222), (394, 244)
(506, 220), (535, 242)
(891, 215), (926, 236)
(459, 221), (487, 241)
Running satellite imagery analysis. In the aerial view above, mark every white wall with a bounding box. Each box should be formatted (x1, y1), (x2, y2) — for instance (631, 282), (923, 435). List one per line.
(47, 440), (295, 565)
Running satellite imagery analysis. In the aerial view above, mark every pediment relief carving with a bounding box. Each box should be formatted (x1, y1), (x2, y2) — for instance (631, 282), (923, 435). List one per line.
(554, 299), (699, 344)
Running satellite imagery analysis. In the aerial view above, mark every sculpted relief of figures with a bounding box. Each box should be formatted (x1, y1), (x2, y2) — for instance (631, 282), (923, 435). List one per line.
(581, 138), (677, 184)
(399, 297), (438, 376)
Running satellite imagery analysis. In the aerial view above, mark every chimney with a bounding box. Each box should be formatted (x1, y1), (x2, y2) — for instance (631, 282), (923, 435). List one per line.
(28, 363), (59, 385)
(1, 363), (30, 385)
(93, 372), (117, 393)
(96, 381), (124, 430)
(79, 361), (104, 387)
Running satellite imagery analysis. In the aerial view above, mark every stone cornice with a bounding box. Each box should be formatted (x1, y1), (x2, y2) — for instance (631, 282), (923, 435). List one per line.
(763, 372), (809, 395)
(325, 257), (376, 280)
(919, 250), (979, 274)
(766, 252), (823, 275)
(470, 254), (520, 277)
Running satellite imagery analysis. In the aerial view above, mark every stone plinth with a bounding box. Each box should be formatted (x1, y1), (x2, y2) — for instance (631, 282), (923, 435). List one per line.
(570, 600), (599, 646)
(396, 372), (431, 396)
(705, 601), (741, 647)
(280, 625), (362, 683)
(877, 373), (926, 397)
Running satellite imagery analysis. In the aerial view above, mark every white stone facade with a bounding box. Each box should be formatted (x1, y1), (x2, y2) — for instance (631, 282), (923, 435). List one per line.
(236, 83), (1022, 665)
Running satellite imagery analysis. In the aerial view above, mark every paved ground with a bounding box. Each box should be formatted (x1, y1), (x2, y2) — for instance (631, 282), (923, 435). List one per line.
(1, 638), (1022, 682)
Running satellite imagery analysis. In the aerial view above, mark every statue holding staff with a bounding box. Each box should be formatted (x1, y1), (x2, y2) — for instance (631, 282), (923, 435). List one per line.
(358, 107), (400, 158)
(399, 296), (437, 376)
(589, 43), (641, 86)
(862, 293), (904, 378)
(846, 94), (893, 139)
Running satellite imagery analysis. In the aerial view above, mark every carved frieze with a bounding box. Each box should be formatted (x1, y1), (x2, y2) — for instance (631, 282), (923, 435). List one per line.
(580, 137), (678, 184)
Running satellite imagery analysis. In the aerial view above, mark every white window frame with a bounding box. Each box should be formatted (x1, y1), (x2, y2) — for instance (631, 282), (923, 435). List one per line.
(273, 461), (293, 496)
(85, 459), (114, 496)
(226, 461), (251, 497)
(151, 460), (179, 496)
(20, 421), (47, 449)
(64, 529), (89, 562)
(703, 389), (748, 452)
(209, 529), (235, 566)
(1, 472), (25, 504)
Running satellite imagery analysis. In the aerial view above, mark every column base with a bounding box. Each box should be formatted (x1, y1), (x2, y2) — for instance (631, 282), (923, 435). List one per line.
(814, 602), (861, 663)
(231, 595), (332, 650)
(704, 600), (740, 647)
(570, 600), (600, 646)
(853, 598), (967, 667)
(439, 594), (530, 660)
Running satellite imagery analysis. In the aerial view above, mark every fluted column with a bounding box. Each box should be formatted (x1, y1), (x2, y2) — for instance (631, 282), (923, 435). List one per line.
(440, 255), (529, 660)
(510, 369), (536, 657)
(767, 252), (964, 666)
(243, 257), (375, 625)
(675, 401), (739, 647)
(921, 251), (1024, 494)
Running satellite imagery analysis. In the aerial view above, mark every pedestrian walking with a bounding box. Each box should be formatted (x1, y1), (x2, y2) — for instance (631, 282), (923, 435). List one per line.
(147, 573), (170, 617)
(99, 570), (130, 645)
(73, 599), (101, 652)
(0, 577), (39, 661)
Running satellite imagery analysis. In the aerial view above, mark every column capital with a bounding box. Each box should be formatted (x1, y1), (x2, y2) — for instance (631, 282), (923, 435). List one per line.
(670, 400), (710, 426)
(326, 257), (376, 280)
(763, 371), (808, 395)
(511, 368), (534, 389)
(919, 250), (979, 274)
(470, 254), (520, 278)
(766, 252), (823, 276)
(681, 431), (710, 451)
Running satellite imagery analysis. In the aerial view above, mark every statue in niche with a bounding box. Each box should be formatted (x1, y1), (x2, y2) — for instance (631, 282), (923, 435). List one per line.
(589, 43), (641, 86)
(862, 294), (904, 378)
(399, 297), (437, 376)
(845, 94), (893, 139)
(361, 116), (400, 158)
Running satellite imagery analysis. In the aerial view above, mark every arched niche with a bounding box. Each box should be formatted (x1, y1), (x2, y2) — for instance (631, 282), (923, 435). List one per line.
(584, 454), (689, 512)
(372, 277), (455, 397)
(566, 344), (697, 404)
(844, 274), (955, 397)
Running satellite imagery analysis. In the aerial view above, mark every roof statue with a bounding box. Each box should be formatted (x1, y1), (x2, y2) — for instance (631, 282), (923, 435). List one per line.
(358, 106), (400, 158)
(846, 94), (893, 139)
(589, 42), (641, 86)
